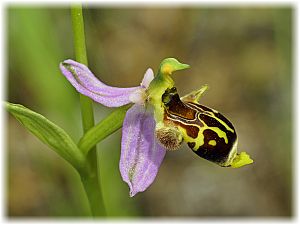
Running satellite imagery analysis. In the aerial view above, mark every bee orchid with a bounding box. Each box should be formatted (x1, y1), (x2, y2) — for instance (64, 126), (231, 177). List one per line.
(60, 58), (253, 197)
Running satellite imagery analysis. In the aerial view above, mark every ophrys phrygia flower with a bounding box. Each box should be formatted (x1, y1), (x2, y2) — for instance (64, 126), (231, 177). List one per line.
(60, 58), (253, 197)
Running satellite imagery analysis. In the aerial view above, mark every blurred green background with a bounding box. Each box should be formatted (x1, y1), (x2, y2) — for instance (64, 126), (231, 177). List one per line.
(6, 5), (292, 217)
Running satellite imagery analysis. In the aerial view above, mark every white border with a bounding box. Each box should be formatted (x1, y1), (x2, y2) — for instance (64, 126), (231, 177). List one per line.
(0, 0), (297, 6)
(295, 0), (299, 221)
(1, 0), (298, 224)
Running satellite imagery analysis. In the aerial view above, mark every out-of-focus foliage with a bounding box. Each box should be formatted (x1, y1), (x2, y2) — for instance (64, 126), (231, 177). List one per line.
(7, 6), (292, 217)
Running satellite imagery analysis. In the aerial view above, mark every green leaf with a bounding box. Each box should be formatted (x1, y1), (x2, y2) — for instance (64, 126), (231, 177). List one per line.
(5, 102), (86, 170)
(78, 104), (131, 155)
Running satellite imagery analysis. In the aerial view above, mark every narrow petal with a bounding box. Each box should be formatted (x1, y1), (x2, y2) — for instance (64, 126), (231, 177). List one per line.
(120, 104), (166, 197)
(141, 68), (154, 88)
(60, 59), (140, 107)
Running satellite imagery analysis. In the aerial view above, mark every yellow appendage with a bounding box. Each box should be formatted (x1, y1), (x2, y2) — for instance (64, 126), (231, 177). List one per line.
(230, 151), (253, 168)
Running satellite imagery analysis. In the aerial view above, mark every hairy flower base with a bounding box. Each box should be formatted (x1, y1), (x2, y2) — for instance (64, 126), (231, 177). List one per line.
(155, 122), (183, 151)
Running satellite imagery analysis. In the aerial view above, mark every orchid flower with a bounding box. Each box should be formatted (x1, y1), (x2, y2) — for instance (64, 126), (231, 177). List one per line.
(60, 58), (253, 197)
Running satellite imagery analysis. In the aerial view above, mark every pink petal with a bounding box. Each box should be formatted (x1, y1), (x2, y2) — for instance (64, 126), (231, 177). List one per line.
(141, 68), (154, 88)
(60, 59), (140, 107)
(120, 104), (166, 197)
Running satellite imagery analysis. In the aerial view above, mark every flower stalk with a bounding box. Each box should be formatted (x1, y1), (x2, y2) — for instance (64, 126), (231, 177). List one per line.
(71, 5), (106, 217)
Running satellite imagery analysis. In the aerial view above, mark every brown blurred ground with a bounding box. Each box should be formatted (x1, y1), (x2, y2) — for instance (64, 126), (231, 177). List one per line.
(7, 6), (292, 217)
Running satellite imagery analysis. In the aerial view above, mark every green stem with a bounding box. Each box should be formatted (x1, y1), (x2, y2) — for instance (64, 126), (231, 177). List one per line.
(71, 5), (106, 217)
(79, 164), (106, 217)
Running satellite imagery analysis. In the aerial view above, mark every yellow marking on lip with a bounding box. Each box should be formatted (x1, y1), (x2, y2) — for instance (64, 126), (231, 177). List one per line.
(166, 113), (229, 151)
(208, 140), (217, 146)
(186, 102), (234, 133)
(207, 127), (228, 144)
(203, 111), (234, 133)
